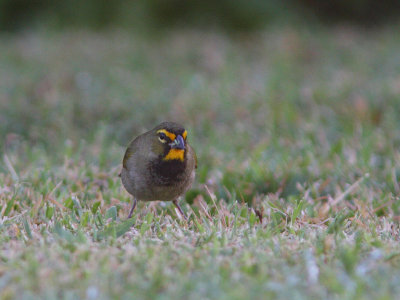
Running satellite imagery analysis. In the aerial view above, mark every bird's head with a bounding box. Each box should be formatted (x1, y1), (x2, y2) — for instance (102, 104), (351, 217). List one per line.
(151, 122), (188, 162)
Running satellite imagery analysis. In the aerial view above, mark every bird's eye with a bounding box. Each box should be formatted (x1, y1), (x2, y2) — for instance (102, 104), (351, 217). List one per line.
(158, 132), (167, 143)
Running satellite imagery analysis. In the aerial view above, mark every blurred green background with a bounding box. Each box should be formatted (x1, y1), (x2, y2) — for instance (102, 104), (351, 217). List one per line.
(1, 0), (400, 31)
(1, 0), (400, 203)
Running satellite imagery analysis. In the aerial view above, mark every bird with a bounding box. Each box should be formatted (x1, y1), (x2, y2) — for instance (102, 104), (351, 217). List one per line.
(120, 122), (197, 220)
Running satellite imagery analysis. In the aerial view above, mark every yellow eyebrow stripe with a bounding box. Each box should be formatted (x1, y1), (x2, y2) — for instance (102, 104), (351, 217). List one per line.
(157, 129), (176, 141)
(182, 130), (187, 140)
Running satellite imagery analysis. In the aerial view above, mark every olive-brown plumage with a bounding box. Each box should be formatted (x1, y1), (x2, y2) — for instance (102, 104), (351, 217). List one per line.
(121, 122), (196, 219)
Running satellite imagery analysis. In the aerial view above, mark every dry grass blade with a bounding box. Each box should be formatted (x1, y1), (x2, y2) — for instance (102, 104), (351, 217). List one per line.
(3, 154), (19, 181)
(204, 185), (220, 215)
(331, 173), (370, 206)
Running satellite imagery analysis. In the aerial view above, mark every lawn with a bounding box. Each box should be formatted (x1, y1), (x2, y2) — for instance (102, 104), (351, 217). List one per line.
(1, 25), (400, 299)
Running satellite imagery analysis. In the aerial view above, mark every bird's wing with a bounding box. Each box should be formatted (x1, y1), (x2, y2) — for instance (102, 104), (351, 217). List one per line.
(122, 137), (141, 169)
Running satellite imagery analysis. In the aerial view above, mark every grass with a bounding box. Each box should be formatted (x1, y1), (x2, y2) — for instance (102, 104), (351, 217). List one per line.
(1, 24), (400, 299)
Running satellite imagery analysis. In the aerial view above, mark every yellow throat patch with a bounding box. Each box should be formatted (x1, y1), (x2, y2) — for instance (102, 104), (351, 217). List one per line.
(164, 149), (185, 161)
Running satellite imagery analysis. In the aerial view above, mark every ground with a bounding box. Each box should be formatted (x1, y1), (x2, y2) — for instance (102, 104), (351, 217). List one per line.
(1, 25), (400, 299)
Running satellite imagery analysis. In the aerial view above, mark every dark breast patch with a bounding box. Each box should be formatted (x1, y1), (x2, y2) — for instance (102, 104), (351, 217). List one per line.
(149, 158), (187, 186)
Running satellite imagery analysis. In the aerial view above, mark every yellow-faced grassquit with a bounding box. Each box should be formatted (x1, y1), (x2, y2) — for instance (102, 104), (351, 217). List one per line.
(121, 122), (197, 219)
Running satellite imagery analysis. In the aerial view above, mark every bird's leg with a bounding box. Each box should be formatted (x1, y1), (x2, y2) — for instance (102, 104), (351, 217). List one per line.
(173, 199), (187, 221)
(128, 198), (137, 219)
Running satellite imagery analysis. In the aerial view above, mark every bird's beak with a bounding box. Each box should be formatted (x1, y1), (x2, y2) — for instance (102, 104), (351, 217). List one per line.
(170, 135), (185, 150)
